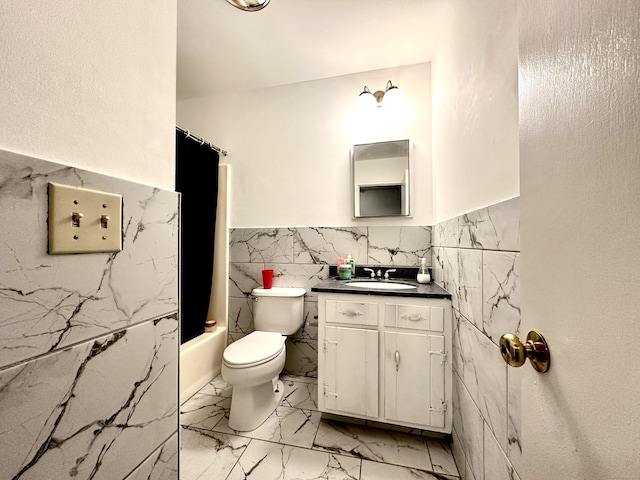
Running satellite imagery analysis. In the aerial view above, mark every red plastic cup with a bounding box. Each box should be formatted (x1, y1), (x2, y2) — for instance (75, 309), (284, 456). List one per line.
(261, 269), (273, 289)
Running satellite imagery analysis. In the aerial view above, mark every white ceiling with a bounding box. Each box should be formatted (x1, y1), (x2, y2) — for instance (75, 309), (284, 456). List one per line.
(177, 0), (443, 100)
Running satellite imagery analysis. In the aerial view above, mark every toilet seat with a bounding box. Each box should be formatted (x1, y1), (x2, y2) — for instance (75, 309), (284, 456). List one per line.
(223, 331), (285, 368)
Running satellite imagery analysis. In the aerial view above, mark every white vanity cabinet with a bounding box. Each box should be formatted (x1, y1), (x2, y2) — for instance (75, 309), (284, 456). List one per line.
(318, 292), (452, 434)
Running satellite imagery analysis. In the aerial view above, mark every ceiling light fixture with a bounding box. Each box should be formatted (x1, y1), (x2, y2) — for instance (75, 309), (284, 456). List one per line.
(225, 0), (270, 12)
(358, 80), (400, 108)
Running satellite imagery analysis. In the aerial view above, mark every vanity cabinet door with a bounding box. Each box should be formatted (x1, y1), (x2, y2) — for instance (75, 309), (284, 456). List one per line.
(384, 331), (447, 429)
(322, 325), (378, 418)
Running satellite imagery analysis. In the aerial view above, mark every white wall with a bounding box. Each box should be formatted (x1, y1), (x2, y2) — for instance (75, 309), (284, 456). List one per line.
(431, 0), (519, 223)
(0, 0), (177, 190)
(177, 63), (432, 228)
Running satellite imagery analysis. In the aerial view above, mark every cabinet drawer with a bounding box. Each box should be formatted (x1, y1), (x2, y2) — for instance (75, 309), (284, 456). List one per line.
(325, 299), (378, 326)
(385, 303), (445, 332)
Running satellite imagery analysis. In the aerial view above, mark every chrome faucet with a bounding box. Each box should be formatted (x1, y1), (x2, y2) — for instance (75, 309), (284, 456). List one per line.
(384, 269), (396, 279)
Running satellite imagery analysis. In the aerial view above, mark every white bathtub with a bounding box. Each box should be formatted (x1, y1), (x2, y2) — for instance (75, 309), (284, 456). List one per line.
(179, 326), (227, 404)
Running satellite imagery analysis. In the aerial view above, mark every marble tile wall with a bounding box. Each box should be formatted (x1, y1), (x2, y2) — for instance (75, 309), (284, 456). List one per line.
(229, 226), (432, 377)
(0, 151), (179, 479)
(431, 197), (521, 480)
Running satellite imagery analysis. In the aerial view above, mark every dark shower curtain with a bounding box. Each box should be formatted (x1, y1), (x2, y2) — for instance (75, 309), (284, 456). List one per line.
(175, 130), (219, 344)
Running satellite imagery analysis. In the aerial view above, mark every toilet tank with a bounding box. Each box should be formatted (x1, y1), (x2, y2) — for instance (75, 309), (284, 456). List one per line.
(252, 287), (306, 335)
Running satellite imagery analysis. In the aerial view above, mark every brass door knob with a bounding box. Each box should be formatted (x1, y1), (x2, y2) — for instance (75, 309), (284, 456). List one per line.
(499, 330), (550, 373)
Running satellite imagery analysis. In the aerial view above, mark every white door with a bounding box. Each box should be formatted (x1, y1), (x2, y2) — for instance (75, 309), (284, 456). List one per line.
(516, 1), (640, 478)
(323, 325), (378, 418)
(385, 331), (446, 429)
(385, 331), (430, 426)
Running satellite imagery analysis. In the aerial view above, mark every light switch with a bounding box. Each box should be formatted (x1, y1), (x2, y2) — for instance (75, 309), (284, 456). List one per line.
(48, 183), (123, 254)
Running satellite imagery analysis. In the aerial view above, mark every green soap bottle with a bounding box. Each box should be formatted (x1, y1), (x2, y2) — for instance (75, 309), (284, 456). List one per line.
(346, 253), (355, 277)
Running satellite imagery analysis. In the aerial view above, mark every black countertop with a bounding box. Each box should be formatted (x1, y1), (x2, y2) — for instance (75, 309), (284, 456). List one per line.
(311, 277), (452, 299)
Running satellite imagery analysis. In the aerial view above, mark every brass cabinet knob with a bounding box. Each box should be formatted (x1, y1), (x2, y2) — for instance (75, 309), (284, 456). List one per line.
(499, 330), (550, 373)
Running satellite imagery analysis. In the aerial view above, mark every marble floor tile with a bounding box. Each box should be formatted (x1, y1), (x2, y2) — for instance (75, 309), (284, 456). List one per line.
(283, 378), (319, 410)
(215, 405), (322, 449)
(180, 393), (230, 431)
(179, 375), (459, 480)
(360, 460), (456, 480)
(226, 438), (361, 480)
(198, 376), (233, 398)
(313, 419), (433, 472)
(179, 427), (250, 480)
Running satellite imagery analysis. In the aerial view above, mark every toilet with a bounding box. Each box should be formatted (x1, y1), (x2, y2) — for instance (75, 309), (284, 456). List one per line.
(222, 286), (306, 431)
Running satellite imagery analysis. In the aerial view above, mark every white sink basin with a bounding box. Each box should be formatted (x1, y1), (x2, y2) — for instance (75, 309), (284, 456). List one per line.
(344, 281), (417, 290)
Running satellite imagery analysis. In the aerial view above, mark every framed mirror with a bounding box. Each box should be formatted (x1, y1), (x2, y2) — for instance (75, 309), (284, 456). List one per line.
(352, 139), (411, 218)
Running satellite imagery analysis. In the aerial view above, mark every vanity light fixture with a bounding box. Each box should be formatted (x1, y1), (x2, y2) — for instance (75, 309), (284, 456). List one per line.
(358, 80), (401, 108)
(225, 0), (270, 12)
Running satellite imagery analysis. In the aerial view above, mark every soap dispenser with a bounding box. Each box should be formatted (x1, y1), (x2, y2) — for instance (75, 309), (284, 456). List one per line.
(346, 253), (355, 277)
(417, 257), (431, 284)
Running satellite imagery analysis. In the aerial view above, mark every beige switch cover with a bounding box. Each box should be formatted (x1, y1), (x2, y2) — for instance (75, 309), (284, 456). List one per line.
(48, 183), (123, 254)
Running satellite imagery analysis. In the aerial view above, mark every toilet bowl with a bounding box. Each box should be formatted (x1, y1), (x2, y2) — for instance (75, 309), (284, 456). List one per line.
(222, 331), (286, 431)
(221, 287), (306, 431)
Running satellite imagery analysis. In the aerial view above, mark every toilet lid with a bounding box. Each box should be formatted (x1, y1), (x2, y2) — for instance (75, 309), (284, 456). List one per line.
(223, 331), (285, 367)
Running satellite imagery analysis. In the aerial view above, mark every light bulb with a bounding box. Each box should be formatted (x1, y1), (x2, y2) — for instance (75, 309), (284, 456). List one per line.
(356, 89), (377, 112)
(381, 86), (402, 108)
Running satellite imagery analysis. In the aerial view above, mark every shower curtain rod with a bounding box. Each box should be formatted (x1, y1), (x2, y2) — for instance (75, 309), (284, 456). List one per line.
(176, 125), (228, 156)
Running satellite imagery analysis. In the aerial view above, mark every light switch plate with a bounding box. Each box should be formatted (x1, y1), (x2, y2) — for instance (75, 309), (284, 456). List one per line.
(48, 183), (123, 254)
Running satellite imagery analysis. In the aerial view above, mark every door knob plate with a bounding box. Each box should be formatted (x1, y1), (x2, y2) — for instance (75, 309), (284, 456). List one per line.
(526, 330), (550, 373)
